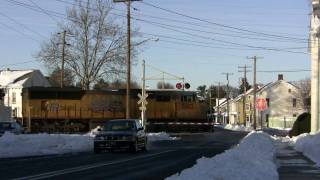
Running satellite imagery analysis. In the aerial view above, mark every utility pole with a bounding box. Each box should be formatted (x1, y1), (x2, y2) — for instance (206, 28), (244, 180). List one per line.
(222, 73), (233, 124)
(310, 0), (320, 132)
(58, 30), (67, 88)
(141, 60), (146, 129)
(113, 0), (142, 119)
(247, 56), (263, 130)
(216, 82), (221, 124)
(238, 65), (251, 126)
(209, 88), (212, 120)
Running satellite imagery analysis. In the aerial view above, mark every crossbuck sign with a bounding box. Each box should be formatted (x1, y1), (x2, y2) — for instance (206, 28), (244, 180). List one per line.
(137, 93), (148, 111)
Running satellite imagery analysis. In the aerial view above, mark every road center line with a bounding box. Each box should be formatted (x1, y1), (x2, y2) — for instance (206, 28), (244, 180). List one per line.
(13, 150), (175, 180)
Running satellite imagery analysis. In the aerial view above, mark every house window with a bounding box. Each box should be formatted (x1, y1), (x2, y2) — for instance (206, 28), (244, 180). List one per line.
(266, 98), (270, 107)
(293, 98), (297, 108)
(12, 92), (16, 104)
(12, 108), (17, 117)
(288, 89), (291, 93)
(293, 114), (297, 117)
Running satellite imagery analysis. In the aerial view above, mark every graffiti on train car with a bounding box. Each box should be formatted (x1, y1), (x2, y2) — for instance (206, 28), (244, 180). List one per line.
(90, 100), (124, 112)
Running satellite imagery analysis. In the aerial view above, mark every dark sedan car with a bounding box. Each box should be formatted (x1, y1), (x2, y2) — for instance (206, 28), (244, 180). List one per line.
(94, 119), (147, 153)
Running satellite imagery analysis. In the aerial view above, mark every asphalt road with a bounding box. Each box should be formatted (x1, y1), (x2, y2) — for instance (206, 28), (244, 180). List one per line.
(0, 128), (247, 180)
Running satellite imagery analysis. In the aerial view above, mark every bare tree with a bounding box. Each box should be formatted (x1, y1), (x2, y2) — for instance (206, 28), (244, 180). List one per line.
(37, 0), (130, 90)
(47, 67), (75, 87)
(293, 78), (311, 111)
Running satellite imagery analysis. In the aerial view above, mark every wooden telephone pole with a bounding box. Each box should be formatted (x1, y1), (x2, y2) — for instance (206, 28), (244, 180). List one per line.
(113, 0), (142, 119)
(222, 72), (233, 124)
(247, 56), (263, 130)
(238, 65), (251, 126)
(60, 30), (67, 88)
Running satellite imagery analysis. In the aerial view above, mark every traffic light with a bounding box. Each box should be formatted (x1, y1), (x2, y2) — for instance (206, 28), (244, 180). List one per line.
(184, 83), (190, 89)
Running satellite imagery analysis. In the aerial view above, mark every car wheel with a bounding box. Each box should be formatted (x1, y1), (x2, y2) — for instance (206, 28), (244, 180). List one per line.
(141, 138), (148, 151)
(131, 140), (139, 153)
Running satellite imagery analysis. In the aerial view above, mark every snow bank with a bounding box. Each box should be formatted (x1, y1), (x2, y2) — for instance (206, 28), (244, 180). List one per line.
(167, 131), (278, 180)
(0, 132), (93, 158)
(86, 126), (101, 137)
(291, 132), (320, 167)
(147, 132), (179, 141)
(217, 124), (253, 132)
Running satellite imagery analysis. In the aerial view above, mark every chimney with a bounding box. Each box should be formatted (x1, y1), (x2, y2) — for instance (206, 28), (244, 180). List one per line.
(278, 74), (283, 81)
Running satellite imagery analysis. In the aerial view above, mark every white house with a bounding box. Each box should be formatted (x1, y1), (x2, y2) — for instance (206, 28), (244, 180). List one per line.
(257, 74), (305, 129)
(0, 69), (51, 119)
(216, 75), (305, 129)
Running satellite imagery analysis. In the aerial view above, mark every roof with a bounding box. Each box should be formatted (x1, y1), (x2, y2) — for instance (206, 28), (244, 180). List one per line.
(257, 80), (298, 94)
(0, 69), (51, 88)
(0, 70), (33, 87)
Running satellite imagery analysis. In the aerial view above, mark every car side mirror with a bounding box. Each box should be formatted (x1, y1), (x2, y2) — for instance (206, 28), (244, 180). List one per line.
(138, 127), (144, 131)
(97, 128), (102, 132)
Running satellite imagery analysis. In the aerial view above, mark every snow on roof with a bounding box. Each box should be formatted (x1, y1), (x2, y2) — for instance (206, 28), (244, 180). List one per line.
(0, 70), (34, 87)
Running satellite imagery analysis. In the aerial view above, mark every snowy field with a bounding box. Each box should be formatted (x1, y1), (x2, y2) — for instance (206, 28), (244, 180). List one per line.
(0, 131), (177, 158)
(167, 131), (278, 180)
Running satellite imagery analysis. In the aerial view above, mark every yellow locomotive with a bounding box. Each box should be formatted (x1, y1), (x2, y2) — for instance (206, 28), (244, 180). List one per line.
(20, 87), (209, 133)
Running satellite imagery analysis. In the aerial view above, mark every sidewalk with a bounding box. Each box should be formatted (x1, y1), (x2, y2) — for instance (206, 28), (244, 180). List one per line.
(275, 141), (320, 180)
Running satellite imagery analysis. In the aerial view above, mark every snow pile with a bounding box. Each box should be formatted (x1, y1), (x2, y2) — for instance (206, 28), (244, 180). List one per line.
(86, 126), (101, 137)
(167, 131), (278, 180)
(291, 132), (320, 167)
(0, 132), (93, 158)
(218, 124), (253, 132)
(147, 132), (179, 141)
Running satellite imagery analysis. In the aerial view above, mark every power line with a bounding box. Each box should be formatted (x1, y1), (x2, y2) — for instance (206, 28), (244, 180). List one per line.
(27, 0), (60, 23)
(140, 1), (309, 41)
(135, 18), (308, 44)
(6, 0), (309, 54)
(0, 11), (48, 39)
(0, 60), (38, 67)
(135, 18), (309, 54)
(0, 21), (41, 43)
(52, 0), (310, 52)
(54, 0), (310, 45)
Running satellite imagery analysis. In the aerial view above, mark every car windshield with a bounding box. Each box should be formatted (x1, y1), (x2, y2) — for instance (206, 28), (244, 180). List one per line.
(0, 123), (12, 131)
(103, 121), (135, 132)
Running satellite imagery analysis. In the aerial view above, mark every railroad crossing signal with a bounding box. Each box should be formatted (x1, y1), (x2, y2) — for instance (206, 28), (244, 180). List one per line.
(139, 106), (146, 111)
(137, 93), (148, 105)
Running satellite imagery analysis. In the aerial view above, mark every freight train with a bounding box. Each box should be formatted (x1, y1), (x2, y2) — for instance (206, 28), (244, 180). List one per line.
(18, 87), (210, 133)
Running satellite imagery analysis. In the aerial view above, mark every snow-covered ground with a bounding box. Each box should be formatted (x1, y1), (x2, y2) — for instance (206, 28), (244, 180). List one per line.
(167, 131), (278, 180)
(147, 132), (180, 141)
(289, 132), (320, 167)
(0, 132), (93, 158)
(0, 131), (177, 158)
(216, 124), (253, 132)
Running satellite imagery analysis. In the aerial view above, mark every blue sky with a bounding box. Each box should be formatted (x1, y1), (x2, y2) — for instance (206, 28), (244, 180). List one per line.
(0, 0), (312, 89)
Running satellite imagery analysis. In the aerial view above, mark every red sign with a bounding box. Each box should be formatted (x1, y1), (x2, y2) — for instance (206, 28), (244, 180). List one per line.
(256, 98), (267, 111)
(176, 83), (182, 89)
